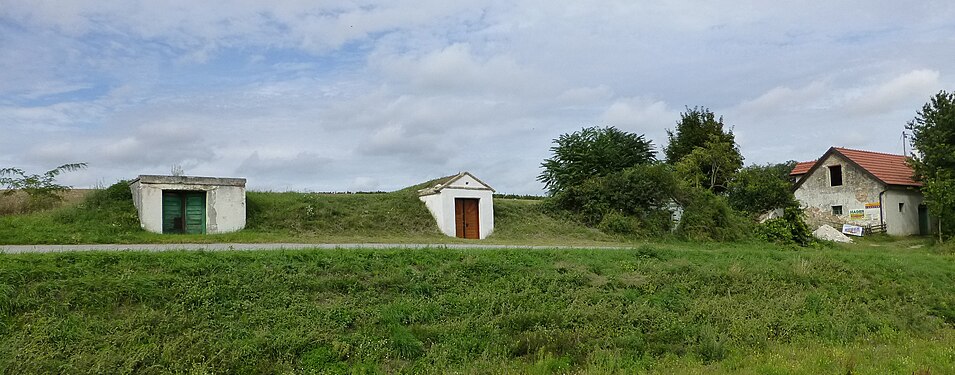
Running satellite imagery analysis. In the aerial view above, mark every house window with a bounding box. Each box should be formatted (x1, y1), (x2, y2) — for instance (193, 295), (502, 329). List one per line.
(829, 165), (843, 186)
(832, 205), (843, 215)
(899, 202), (904, 212)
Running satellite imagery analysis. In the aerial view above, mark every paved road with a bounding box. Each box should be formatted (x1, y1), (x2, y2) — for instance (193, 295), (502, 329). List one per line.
(0, 243), (629, 254)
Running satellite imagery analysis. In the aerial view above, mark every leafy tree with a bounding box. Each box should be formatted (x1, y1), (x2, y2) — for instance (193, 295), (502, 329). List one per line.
(550, 163), (678, 231)
(727, 161), (798, 215)
(906, 90), (955, 241)
(538, 126), (655, 195)
(0, 163), (88, 212)
(664, 106), (738, 164)
(674, 135), (743, 192)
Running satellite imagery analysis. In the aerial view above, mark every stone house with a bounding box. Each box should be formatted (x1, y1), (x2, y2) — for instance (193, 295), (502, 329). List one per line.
(790, 147), (933, 236)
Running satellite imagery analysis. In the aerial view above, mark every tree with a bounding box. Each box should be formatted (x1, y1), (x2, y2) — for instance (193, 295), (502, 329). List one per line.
(727, 161), (799, 215)
(538, 126), (655, 195)
(906, 90), (955, 241)
(664, 106), (738, 164)
(673, 134), (743, 193)
(0, 163), (88, 212)
(550, 163), (678, 227)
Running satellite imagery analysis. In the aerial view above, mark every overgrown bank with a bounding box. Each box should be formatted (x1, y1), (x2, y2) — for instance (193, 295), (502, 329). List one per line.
(1, 243), (954, 373)
(0, 182), (617, 245)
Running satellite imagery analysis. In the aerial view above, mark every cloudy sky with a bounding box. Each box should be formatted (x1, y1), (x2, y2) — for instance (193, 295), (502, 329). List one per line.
(2, 2), (954, 194)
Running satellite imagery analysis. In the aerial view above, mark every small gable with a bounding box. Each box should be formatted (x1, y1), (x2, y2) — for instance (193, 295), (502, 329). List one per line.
(447, 173), (490, 189)
(417, 172), (494, 196)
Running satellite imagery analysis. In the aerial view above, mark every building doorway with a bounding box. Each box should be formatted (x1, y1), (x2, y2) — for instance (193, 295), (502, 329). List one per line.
(162, 191), (206, 234)
(454, 198), (480, 239)
(918, 204), (930, 236)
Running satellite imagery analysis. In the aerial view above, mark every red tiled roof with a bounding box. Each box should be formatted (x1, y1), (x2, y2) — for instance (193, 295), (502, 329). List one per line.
(792, 147), (920, 186)
(790, 160), (816, 176)
(834, 147), (920, 186)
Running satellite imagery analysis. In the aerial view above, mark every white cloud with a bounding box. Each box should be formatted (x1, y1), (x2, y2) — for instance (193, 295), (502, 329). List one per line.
(3, 1), (955, 194)
(599, 98), (678, 148)
(846, 69), (941, 114)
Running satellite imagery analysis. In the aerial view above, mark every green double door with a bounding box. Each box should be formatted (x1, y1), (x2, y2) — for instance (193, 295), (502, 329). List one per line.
(162, 191), (206, 234)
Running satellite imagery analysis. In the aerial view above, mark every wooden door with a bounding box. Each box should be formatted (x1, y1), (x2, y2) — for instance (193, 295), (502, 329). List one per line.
(455, 198), (480, 239)
(919, 204), (929, 236)
(184, 192), (206, 234)
(162, 191), (206, 234)
(162, 192), (183, 234)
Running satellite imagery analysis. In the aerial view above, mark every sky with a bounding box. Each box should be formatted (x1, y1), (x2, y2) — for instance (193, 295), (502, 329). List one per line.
(2, 1), (954, 194)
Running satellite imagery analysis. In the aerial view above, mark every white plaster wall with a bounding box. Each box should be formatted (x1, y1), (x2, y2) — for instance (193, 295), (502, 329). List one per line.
(420, 188), (494, 239)
(794, 153), (884, 228)
(883, 188), (924, 236)
(447, 174), (483, 189)
(129, 182), (246, 234)
(420, 193), (447, 235)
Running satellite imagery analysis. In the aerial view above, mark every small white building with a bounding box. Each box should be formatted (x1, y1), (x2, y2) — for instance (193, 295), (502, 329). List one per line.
(129, 175), (247, 234)
(791, 147), (934, 236)
(418, 172), (495, 239)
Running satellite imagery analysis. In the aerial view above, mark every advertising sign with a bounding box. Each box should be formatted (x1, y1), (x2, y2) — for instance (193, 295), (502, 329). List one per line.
(842, 224), (864, 237)
(849, 209), (865, 219)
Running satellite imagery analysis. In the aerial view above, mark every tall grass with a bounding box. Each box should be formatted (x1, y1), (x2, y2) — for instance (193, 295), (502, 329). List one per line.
(0, 182), (624, 245)
(1, 243), (953, 373)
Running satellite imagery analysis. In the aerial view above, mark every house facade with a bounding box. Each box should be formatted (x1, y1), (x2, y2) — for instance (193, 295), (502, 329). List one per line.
(418, 172), (494, 239)
(791, 147), (932, 236)
(129, 175), (247, 234)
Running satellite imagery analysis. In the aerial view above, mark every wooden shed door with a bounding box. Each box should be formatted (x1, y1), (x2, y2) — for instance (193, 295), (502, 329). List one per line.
(183, 192), (206, 234)
(162, 191), (206, 234)
(455, 198), (480, 239)
(162, 192), (183, 234)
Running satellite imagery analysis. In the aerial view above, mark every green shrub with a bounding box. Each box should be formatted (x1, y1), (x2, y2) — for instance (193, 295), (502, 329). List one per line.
(598, 211), (641, 235)
(549, 164), (678, 236)
(727, 162), (798, 216)
(754, 207), (813, 246)
(675, 188), (750, 241)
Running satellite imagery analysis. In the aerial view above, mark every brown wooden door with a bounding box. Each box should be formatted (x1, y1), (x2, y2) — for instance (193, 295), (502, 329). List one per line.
(455, 198), (480, 239)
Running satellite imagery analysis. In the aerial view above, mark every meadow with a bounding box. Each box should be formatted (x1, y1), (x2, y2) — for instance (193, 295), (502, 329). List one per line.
(2, 183), (954, 373)
(0, 183), (616, 246)
(1, 241), (954, 373)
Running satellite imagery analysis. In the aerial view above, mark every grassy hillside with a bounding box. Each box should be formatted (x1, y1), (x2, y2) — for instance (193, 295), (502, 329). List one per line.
(1, 242), (953, 373)
(0, 183), (619, 245)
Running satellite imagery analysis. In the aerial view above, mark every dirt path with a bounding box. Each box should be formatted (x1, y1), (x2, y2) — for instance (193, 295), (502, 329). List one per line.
(0, 243), (628, 254)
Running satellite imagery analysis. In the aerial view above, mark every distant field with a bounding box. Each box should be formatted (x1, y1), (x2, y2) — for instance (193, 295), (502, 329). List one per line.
(1, 241), (953, 373)
(0, 189), (94, 216)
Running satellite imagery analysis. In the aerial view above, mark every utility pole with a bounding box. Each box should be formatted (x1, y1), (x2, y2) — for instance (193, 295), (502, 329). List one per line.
(902, 131), (908, 155)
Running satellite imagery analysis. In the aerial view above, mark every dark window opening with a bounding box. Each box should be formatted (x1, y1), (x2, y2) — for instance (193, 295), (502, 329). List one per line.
(832, 205), (843, 215)
(899, 202), (905, 212)
(829, 165), (843, 186)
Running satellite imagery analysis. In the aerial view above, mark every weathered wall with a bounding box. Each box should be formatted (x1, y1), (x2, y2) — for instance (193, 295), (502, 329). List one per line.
(883, 188), (925, 236)
(129, 178), (246, 234)
(794, 153), (884, 228)
(419, 188), (494, 239)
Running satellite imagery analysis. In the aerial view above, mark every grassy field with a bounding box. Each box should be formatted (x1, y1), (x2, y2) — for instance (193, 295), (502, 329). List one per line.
(0, 183), (619, 246)
(2, 241), (954, 373)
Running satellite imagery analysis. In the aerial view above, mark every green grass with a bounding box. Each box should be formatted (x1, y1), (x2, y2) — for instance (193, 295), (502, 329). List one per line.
(0, 184), (622, 246)
(2, 241), (954, 373)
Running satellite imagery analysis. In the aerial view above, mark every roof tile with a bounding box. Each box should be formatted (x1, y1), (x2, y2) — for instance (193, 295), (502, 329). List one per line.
(791, 148), (919, 186)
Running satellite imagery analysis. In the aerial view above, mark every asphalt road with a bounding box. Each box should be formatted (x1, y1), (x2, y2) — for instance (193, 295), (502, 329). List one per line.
(0, 243), (628, 254)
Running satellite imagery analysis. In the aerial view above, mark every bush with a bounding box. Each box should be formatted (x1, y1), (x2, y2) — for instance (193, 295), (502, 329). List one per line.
(727, 162), (798, 216)
(754, 207), (812, 246)
(675, 188), (750, 241)
(549, 164), (678, 236)
(598, 211), (642, 235)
